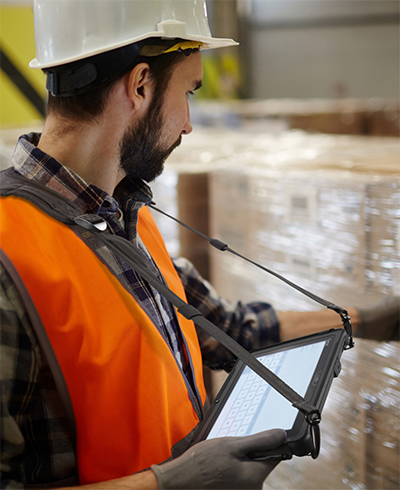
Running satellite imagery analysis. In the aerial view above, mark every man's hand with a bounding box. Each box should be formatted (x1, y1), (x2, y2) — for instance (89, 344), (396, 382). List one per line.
(356, 296), (399, 341)
(151, 428), (287, 489)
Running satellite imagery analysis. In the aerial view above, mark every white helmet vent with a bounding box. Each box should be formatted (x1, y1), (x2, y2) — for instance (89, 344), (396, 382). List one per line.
(157, 20), (188, 38)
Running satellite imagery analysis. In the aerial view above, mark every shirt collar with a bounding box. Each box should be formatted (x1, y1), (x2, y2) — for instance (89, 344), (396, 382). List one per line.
(11, 133), (153, 217)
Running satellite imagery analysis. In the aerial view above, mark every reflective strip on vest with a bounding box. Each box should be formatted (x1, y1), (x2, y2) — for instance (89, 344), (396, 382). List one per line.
(0, 196), (207, 484)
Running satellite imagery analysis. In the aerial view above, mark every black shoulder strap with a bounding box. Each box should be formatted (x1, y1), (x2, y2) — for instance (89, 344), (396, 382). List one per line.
(0, 169), (321, 425)
(0, 167), (83, 224)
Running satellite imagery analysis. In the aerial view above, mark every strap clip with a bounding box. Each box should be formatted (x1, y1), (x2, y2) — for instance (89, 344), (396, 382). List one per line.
(74, 214), (107, 232)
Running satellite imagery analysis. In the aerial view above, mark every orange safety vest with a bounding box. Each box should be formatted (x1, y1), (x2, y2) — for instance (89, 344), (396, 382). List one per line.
(0, 195), (207, 485)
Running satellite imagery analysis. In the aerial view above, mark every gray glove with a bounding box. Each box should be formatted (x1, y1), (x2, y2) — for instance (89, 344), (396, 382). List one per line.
(151, 429), (287, 489)
(356, 295), (399, 341)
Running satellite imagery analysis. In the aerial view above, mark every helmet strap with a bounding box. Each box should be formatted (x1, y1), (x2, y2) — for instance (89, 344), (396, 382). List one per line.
(44, 43), (142, 97)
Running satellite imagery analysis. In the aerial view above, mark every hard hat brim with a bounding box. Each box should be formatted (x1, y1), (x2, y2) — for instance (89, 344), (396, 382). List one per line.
(30, 34), (238, 69)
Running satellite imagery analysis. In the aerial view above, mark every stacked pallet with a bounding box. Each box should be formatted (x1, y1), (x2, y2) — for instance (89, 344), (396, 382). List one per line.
(190, 98), (400, 136)
(154, 128), (399, 311)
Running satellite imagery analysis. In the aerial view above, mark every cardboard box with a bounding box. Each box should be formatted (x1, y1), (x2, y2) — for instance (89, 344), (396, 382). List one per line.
(346, 341), (400, 489)
(193, 99), (369, 134)
(207, 133), (399, 311)
(366, 100), (400, 137)
(366, 181), (400, 296)
(191, 98), (400, 137)
(152, 129), (399, 312)
(209, 170), (251, 255)
(209, 166), (371, 311)
(177, 172), (210, 280)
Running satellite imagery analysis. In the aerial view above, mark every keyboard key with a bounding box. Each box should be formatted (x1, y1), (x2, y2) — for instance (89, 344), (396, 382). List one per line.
(243, 415), (253, 425)
(252, 395), (262, 405)
(247, 405), (258, 415)
(249, 382), (261, 391)
(237, 390), (248, 399)
(236, 410), (246, 420)
(222, 418), (234, 429)
(237, 426), (249, 436)
(233, 399), (244, 409)
(241, 401), (251, 411)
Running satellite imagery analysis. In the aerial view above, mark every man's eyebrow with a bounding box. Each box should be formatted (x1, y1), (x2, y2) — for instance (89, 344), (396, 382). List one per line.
(193, 80), (203, 91)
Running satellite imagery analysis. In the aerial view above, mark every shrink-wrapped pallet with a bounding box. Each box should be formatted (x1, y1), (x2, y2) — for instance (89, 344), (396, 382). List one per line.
(151, 127), (253, 279)
(0, 125), (43, 170)
(195, 98), (367, 135)
(364, 98), (400, 136)
(190, 98), (400, 136)
(207, 131), (399, 311)
(366, 181), (400, 296)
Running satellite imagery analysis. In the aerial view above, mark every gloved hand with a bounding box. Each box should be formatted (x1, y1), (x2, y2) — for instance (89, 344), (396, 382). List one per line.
(151, 428), (287, 489)
(356, 295), (399, 341)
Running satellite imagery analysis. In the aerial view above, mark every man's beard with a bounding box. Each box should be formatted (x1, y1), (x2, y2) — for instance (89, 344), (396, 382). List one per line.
(119, 98), (182, 183)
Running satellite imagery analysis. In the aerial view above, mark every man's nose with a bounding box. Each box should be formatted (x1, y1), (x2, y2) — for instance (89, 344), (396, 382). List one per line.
(182, 101), (193, 135)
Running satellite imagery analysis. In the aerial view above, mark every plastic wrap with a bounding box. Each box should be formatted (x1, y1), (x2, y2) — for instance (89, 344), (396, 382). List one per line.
(150, 127), (246, 278)
(205, 130), (399, 310)
(152, 126), (400, 308)
(0, 125), (43, 170)
(0, 141), (15, 171)
(190, 97), (400, 136)
(366, 182), (400, 296)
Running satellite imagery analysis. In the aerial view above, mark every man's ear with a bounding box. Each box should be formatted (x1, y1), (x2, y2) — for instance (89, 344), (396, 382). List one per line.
(126, 63), (153, 111)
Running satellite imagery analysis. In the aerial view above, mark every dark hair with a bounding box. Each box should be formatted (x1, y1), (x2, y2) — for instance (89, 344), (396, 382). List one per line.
(45, 49), (194, 123)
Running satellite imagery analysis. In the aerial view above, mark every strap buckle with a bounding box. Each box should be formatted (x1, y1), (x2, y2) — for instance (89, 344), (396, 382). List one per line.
(310, 423), (321, 459)
(74, 214), (107, 232)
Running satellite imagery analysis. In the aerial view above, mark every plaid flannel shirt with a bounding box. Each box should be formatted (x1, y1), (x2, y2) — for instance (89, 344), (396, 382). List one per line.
(0, 133), (280, 488)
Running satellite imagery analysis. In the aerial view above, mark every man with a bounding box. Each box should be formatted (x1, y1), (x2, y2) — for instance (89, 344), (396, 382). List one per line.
(1, 1), (398, 489)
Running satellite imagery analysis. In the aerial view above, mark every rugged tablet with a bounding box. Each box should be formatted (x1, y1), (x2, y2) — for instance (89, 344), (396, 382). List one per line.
(192, 328), (349, 459)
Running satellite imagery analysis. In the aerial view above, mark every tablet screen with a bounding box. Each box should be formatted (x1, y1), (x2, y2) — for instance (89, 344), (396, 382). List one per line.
(206, 340), (326, 439)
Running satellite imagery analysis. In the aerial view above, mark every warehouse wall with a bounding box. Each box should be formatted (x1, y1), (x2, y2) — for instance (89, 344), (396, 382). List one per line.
(236, 0), (400, 99)
(1, 1), (398, 122)
(0, 0), (46, 127)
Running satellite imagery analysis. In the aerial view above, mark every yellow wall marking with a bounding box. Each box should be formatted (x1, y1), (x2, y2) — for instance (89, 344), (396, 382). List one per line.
(0, 5), (46, 127)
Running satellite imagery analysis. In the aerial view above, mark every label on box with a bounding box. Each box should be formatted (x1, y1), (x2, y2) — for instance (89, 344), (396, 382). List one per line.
(390, 221), (400, 296)
(284, 187), (318, 225)
(397, 221), (400, 253)
(391, 266), (400, 295)
(287, 254), (316, 281)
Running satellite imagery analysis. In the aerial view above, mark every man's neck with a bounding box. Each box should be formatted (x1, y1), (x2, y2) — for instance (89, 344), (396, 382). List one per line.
(37, 113), (126, 196)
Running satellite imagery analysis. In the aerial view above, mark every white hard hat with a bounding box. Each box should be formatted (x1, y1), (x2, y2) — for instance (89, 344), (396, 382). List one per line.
(30, 0), (238, 69)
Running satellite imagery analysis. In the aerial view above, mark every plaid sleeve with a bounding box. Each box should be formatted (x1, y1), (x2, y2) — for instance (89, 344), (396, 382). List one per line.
(173, 258), (280, 369)
(0, 263), (76, 488)
(0, 262), (39, 489)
